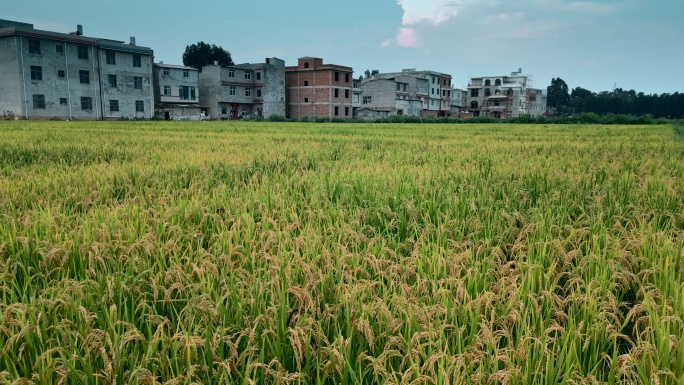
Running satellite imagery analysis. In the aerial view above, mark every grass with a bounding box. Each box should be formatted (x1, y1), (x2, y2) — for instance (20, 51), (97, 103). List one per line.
(0, 121), (683, 384)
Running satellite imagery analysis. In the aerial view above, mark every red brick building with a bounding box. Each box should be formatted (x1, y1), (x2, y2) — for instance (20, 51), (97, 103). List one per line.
(286, 57), (354, 119)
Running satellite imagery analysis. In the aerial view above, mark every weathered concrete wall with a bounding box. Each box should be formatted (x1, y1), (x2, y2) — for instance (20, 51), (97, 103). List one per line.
(154, 105), (203, 120)
(198, 65), (221, 119)
(153, 65), (199, 104)
(260, 58), (286, 118)
(16, 37), (100, 119)
(0, 36), (23, 117)
(100, 49), (154, 119)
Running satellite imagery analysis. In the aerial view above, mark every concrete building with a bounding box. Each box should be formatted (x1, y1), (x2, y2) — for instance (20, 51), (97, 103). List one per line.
(286, 57), (354, 120)
(357, 69), (454, 118)
(352, 78), (362, 118)
(450, 88), (466, 117)
(199, 57), (285, 120)
(0, 19), (153, 120)
(153, 63), (203, 120)
(466, 69), (547, 118)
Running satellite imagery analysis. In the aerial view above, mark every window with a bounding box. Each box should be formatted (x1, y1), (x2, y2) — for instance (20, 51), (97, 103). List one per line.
(228, 70), (235, 78)
(245, 88), (251, 97)
(353, 94), (359, 103)
(79, 70), (90, 84)
(304, 98), (309, 103)
(432, 88), (435, 95)
(81, 97), (92, 110)
(345, 107), (349, 116)
(363, 96), (371, 104)
(110, 100), (119, 112)
(335, 72), (339, 81)
(135, 100), (144, 112)
(304, 62), (309, 68)
(470, 101), (478, 109)
(245, 72), (251, 80)
(485, 79), (491, 86)
(256, 88), (262, 97)
(30, 66), (42, 81)
(470, 89), (479, 97)
(108, 74), (117, 88)
(57, 70), (65, 78)
(77, 46), (89, 60)
(163, 85), (171, 96)
(485, 89), (491, 97)
(334, 106), (339, 116)
(183, 70), (189, 78)
(345, 73), (350, 82)
(179, 86), (195, 100)
(28, 39), (41, 54)
(134, 76), (142, 89)
(221, 107), (227, 115)
(229, 86), (236, 96)
(334, 88), (339, 98)
(162, 68), (170, 76)
(133, 55), (141, 67)
(56, 44), (64, 54)
(495, 79), (501, 86)
(256, 71), (261, 81)
(432, 77), (436, 84)
(106, 51), (116, 65)
(32, 94), (45, 109)
(60, 98), (67, 105)
(345, 89), (349, 98)
(304, 81), (309, 86)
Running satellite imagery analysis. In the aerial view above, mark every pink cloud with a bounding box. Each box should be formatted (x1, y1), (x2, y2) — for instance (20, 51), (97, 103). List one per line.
(396, 27), (418, 47)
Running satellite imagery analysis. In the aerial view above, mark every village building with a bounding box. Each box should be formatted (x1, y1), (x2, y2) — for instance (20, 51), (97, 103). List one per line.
(465, 69), (548, 118)
(199, 58), (286, 120)
(153, 63), (203, 120)
(0, 19), (153, 119)
(286, 57), (354, 120)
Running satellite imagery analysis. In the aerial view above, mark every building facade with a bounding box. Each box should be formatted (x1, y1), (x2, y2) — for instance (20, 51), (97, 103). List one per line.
(153, 63), (203, 120)
(199, 57), (285, 120)
(0, 19), (153, 120)
(286, 57), (354, 120)
(466, 69), (547, 118)
(357, 69), (454, 118)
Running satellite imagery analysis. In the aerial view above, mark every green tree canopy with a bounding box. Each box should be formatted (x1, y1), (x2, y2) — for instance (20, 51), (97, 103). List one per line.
(182, 42), (234, 70)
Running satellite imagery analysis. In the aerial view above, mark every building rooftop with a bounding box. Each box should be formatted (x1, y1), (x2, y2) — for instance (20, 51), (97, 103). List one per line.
(0, 19), (152, 54)
(155, 63), (198, 71)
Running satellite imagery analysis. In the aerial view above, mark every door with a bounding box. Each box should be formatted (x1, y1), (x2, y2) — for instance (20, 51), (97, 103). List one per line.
(165, 111), (170, 120)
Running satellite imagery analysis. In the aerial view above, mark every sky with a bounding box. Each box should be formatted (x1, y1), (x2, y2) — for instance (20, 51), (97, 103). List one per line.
(4, 0), (683, 94)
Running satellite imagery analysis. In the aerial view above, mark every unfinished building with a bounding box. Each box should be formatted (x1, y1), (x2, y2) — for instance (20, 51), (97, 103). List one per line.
(466, 69), (547, 118)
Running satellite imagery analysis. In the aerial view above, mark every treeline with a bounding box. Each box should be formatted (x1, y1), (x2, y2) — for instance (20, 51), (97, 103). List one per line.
(547, 78), (684, 118)
(266, 113), (676, 125)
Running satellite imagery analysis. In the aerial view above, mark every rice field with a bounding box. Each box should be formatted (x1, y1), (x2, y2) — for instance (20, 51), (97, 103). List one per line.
(0, 121), (683, 384)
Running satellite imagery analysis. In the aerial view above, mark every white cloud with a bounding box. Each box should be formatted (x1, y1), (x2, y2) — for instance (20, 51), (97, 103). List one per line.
(397, 0), (474, 26)
(383, 0), (478, 48)
(380, 27), (419, 48)
(483, 12), (525, 23)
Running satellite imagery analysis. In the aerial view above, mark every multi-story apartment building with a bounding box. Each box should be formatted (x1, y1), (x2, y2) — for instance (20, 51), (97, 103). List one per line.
(286, 57), (354, 120)
(352, 78), (362, 118)
(0, 19), (153, 120)
(153, 62), (203, 120)
(199, 58), (285, 120)
(357, 69), (454, 118)
(450, 88), (466, 116)
(466, 68), (547, 118)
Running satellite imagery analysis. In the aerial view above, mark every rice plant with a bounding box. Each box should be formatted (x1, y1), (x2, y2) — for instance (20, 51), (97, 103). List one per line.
(0, 120), (683, 384)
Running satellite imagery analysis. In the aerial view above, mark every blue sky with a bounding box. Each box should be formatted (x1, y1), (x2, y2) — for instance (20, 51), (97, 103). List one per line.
(5, 0), (683, 93)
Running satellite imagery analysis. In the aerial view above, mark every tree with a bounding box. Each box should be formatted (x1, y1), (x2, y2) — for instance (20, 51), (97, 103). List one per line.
(360, 69), (379, 79)
(547, 77), (570, 114)
(182, 42), (234, 70)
